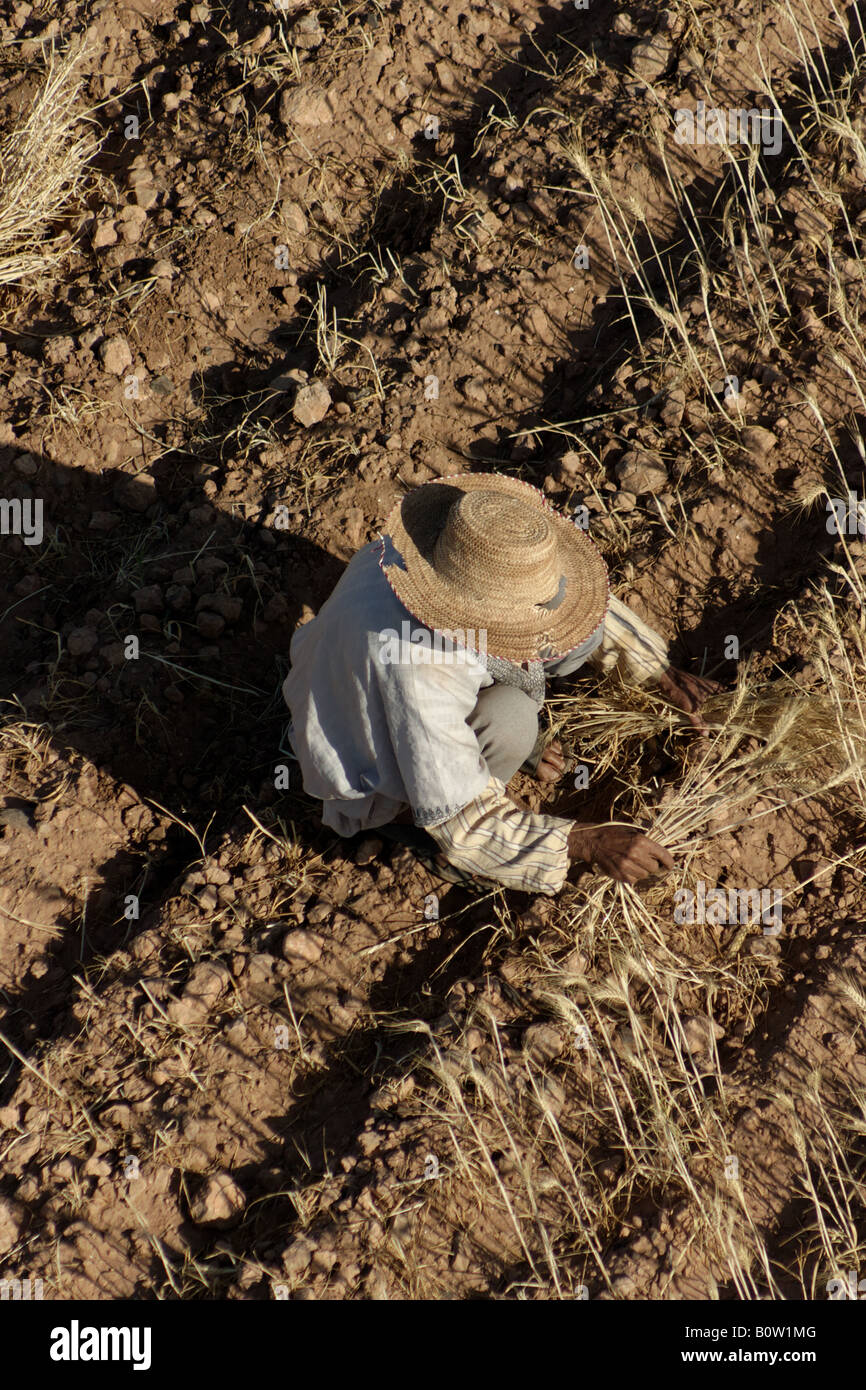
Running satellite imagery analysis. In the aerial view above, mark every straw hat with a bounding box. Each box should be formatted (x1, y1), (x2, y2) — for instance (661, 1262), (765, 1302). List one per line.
(379, 472), (610, 663)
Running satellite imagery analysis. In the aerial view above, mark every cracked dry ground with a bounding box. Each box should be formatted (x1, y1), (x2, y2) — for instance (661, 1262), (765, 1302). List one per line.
(1, 0), (866, 1298)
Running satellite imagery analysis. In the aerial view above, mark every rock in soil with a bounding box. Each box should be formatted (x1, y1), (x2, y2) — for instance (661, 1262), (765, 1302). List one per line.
(282, 929), (323, 965)
(630, 33), (671, 80)
(188, 1172), (246, 1228)
(98, 334), (133, 376)
(615, 449), (669, 494)
(293, 380), (332, 427)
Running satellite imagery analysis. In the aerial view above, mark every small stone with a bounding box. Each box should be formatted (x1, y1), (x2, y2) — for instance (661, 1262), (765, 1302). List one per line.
(740, 425), (778, 459)
(280, 87), (334, 128)
(101, 1103), (135, 1131)
(306, 903), (332, 926)
(525, 305), (550, 339)
(462, 377), (488, 405)
(132, 584), (164, 614)
(630, 32), (671, 80)
(166, 584), (191, 611)
(290, 11), (323, 48)
(134, 183), (158, 210)
(435, 60), (456, 91)
(0, 1195), (23, 1255)
(523, 1022), (565, 1064)
(794, 204), (833, 239)
(554, 450), (584, 484)
(247, 24), (272, 52)
(747, 936), (781, 956)
(659, 387), (686, 428)
(681, 1015), (725, 1054)
(167, 958), (227, 1025)
(67, 626), (99, 657)
(131, 930), (161, 962)
(151, 259), (176, 280)
(189, 1172), (246, 1227)
(615, 449), (668, 494)
(99, 642), (127, 667)
(223, 1018), (247, 1046)
(281, 200), (307, 235)
(263, 594), (291, 623)
(527, 191), (555, 222)
(118, 205), (148, 243)
(365, 1269), (389, 1299)
(197, 593), (243, 624)
(282, 929), (323, 965)
(311, 1247), (337, 1274)
(283, 1234), (316, 1276)
(246, 954), (277, 987)
(98, 334), (133, 376)
(196, 611), (225, 639)
(12, 452), (38, 476)
(174, 960), (231, 1022)
(536, 1074), (566, 1116)
(93, 219), (118, 248)
(293, 379), (331, 427)
(44, 337), (75, 367)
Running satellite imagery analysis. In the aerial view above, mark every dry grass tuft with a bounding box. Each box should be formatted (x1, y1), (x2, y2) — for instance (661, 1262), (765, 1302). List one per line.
(0, 43), (100, 288)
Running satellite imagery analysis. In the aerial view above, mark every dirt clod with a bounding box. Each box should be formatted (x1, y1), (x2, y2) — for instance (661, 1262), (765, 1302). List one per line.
(293, 380), (332, 427)
(189, 1173), (246, 1228)
(98, 334), (133, 376)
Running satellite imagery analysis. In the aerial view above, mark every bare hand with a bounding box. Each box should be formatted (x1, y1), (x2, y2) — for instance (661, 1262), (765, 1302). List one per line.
(656, 665), (722, 734)
(567, 822), (675, 885)
(535, 739), (567, 784)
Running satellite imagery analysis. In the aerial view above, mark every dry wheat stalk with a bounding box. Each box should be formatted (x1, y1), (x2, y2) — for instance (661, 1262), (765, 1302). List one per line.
(0, 43), (99, 288)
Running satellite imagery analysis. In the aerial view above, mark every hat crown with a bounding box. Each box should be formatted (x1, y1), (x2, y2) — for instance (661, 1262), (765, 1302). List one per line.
(380, 471), (609, 664)
(433, 490), (561, 602)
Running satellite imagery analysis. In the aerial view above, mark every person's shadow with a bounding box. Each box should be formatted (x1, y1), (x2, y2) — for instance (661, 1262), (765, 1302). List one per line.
(0, 415), (349, 1059)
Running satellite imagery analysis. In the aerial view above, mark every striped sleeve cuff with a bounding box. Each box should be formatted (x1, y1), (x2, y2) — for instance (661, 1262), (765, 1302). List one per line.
(587, 594), (669, 684)
(426, 777), (571, 896)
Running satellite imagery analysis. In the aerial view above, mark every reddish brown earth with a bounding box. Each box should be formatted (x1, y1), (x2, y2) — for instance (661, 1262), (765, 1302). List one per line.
(1, 0), (865, 1300)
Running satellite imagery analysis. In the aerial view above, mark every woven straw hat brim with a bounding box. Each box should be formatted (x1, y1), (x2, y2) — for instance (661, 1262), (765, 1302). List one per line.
(379, 472), (610, 664)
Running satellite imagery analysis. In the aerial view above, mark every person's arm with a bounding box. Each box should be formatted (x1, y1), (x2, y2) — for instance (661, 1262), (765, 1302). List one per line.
(427, 777), (675, 894)
(585, 594), (721, 730)
(426, 777), (572, 895)
(585, 594), (669, 683)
